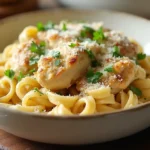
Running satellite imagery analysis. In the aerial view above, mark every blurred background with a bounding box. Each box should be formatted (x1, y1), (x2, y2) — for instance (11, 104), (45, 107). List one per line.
(0, 0), (150, 19)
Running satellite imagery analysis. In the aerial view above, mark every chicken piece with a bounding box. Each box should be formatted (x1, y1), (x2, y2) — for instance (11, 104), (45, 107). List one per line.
(77, 58), (146, 94)
(9, 42), (34, 75)
(38, 28), (80, 49)
(105, 31), (139, 58)
(107, 59), (146, 93)
(118, 42), (139, 58)
(35, 45), (90, 90)
(37, 22), (103, 49)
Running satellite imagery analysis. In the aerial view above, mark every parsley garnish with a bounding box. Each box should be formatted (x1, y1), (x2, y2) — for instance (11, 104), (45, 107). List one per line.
(80, 26), (95, 38)
(104, 65), (114, 72)
(55, 59), (60, 66)
(37, 23), (45, 31)
(62, 23), (67, 31)
(129, 86), (142, 96)
(85, 49), (95, 59)
(17, 72), (25, 81)
(85, 50), (99, 67)
(28, 69), (36, 75)
(18, 69), (36, 81)
(86, 70), (103, 83)
(37, 21), (55, 31)
(137, 53), (146, 60)
(29, 41), (45, 55)
(34, 87), (43, 95)
(29, 56), (40, 66)
(39, 41), (46, 47)
(112, 46), (122, 57)
(4, 69), (15, 79)
(69, 43), (77, 48)
(93, 27), (105, 43)
(49, 51), (60, 58)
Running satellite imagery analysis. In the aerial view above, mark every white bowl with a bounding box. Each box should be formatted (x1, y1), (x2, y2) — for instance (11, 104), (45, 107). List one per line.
(58, 0), (150, 17)
(0, 9), (150, 145)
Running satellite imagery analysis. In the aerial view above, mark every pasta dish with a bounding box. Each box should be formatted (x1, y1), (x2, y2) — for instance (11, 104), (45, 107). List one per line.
(0, 21), (150, 116)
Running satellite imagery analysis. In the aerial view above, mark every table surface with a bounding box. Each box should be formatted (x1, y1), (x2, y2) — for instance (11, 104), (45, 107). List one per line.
(0, 127), (150, 150)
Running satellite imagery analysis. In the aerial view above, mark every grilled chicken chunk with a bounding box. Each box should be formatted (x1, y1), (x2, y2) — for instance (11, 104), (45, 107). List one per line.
(35, 45), (90, 90)
(76, 58), (146, 94)
(8, 41), (34, 75)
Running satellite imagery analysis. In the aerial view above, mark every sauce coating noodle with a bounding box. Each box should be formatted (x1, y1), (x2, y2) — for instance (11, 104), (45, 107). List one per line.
(0, 21), (149, 115)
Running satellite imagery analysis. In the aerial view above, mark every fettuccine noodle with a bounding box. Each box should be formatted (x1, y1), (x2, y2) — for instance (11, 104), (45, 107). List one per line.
(0, 21), (149, 116)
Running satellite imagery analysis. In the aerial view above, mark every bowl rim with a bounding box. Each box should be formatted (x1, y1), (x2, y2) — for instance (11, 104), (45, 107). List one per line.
(0, 8), (150, 120)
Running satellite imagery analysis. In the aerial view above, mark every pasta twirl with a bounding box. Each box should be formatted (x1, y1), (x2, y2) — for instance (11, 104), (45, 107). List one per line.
(133, 79), (150, 98)
(96, 94), (115, 105)
(0, 77), (16, 103)
(0, 66), (4, 77)
(48, 104), (72, 116)
(16, 77), (41, 99)
(19, 26), (38, 43)
(117, 90), (138, 109)
(47, 91), (78, 108)
(86, 87), (111, 99)
(0, 20), (150, 116)
(3, 44), (17, 61)
(72, 96), (96, 115)
(22, 90), (54, 108)
(0, 53), (5, 66)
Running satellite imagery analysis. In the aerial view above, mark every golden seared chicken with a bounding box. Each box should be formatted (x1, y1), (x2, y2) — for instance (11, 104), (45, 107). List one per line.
(103, 58), (146, 94)
(35, 43), (90, 90)
(76, 30), (146, 94)
(37, 21), (103, 48)
(7, 41), (34, 75)
(104, 31), (140, 58)
(5, 21), (147, 96)
(76, 58), (146, 94)
(1, 20), (149, 116)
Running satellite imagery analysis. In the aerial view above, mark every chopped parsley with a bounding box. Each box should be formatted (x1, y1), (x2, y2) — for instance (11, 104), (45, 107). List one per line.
(80, 26), (95, 38)
(28, 68), (36, 75)
(37, 21), (55, 31)
(49, 51), (60, 58)
(18, 69), (36, 81)
(112, 46), (122, 57)
(62, 23), (67, 31)
(69, 43), (77, 48)
(129, 86), (142, 96)
(29, 41), (45, 56)
(4, 69), (15, 79)
(39, 41), (46, 47)
(17, 72), (25, 81)
(137, 53), (146, 60)
(85, 49), (95, 59)
(104, 65), (114, 72)
(93, 27), (105, 43)
(29, 56), (40, 66)
(55, 59), (60, 66)
(34, 87), (43, 95)
(85, 50), (99, 67)
(86, 69), (103, 83)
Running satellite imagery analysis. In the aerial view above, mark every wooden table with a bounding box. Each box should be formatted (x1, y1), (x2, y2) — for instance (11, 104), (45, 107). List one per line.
(0, 127), (150, 150)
